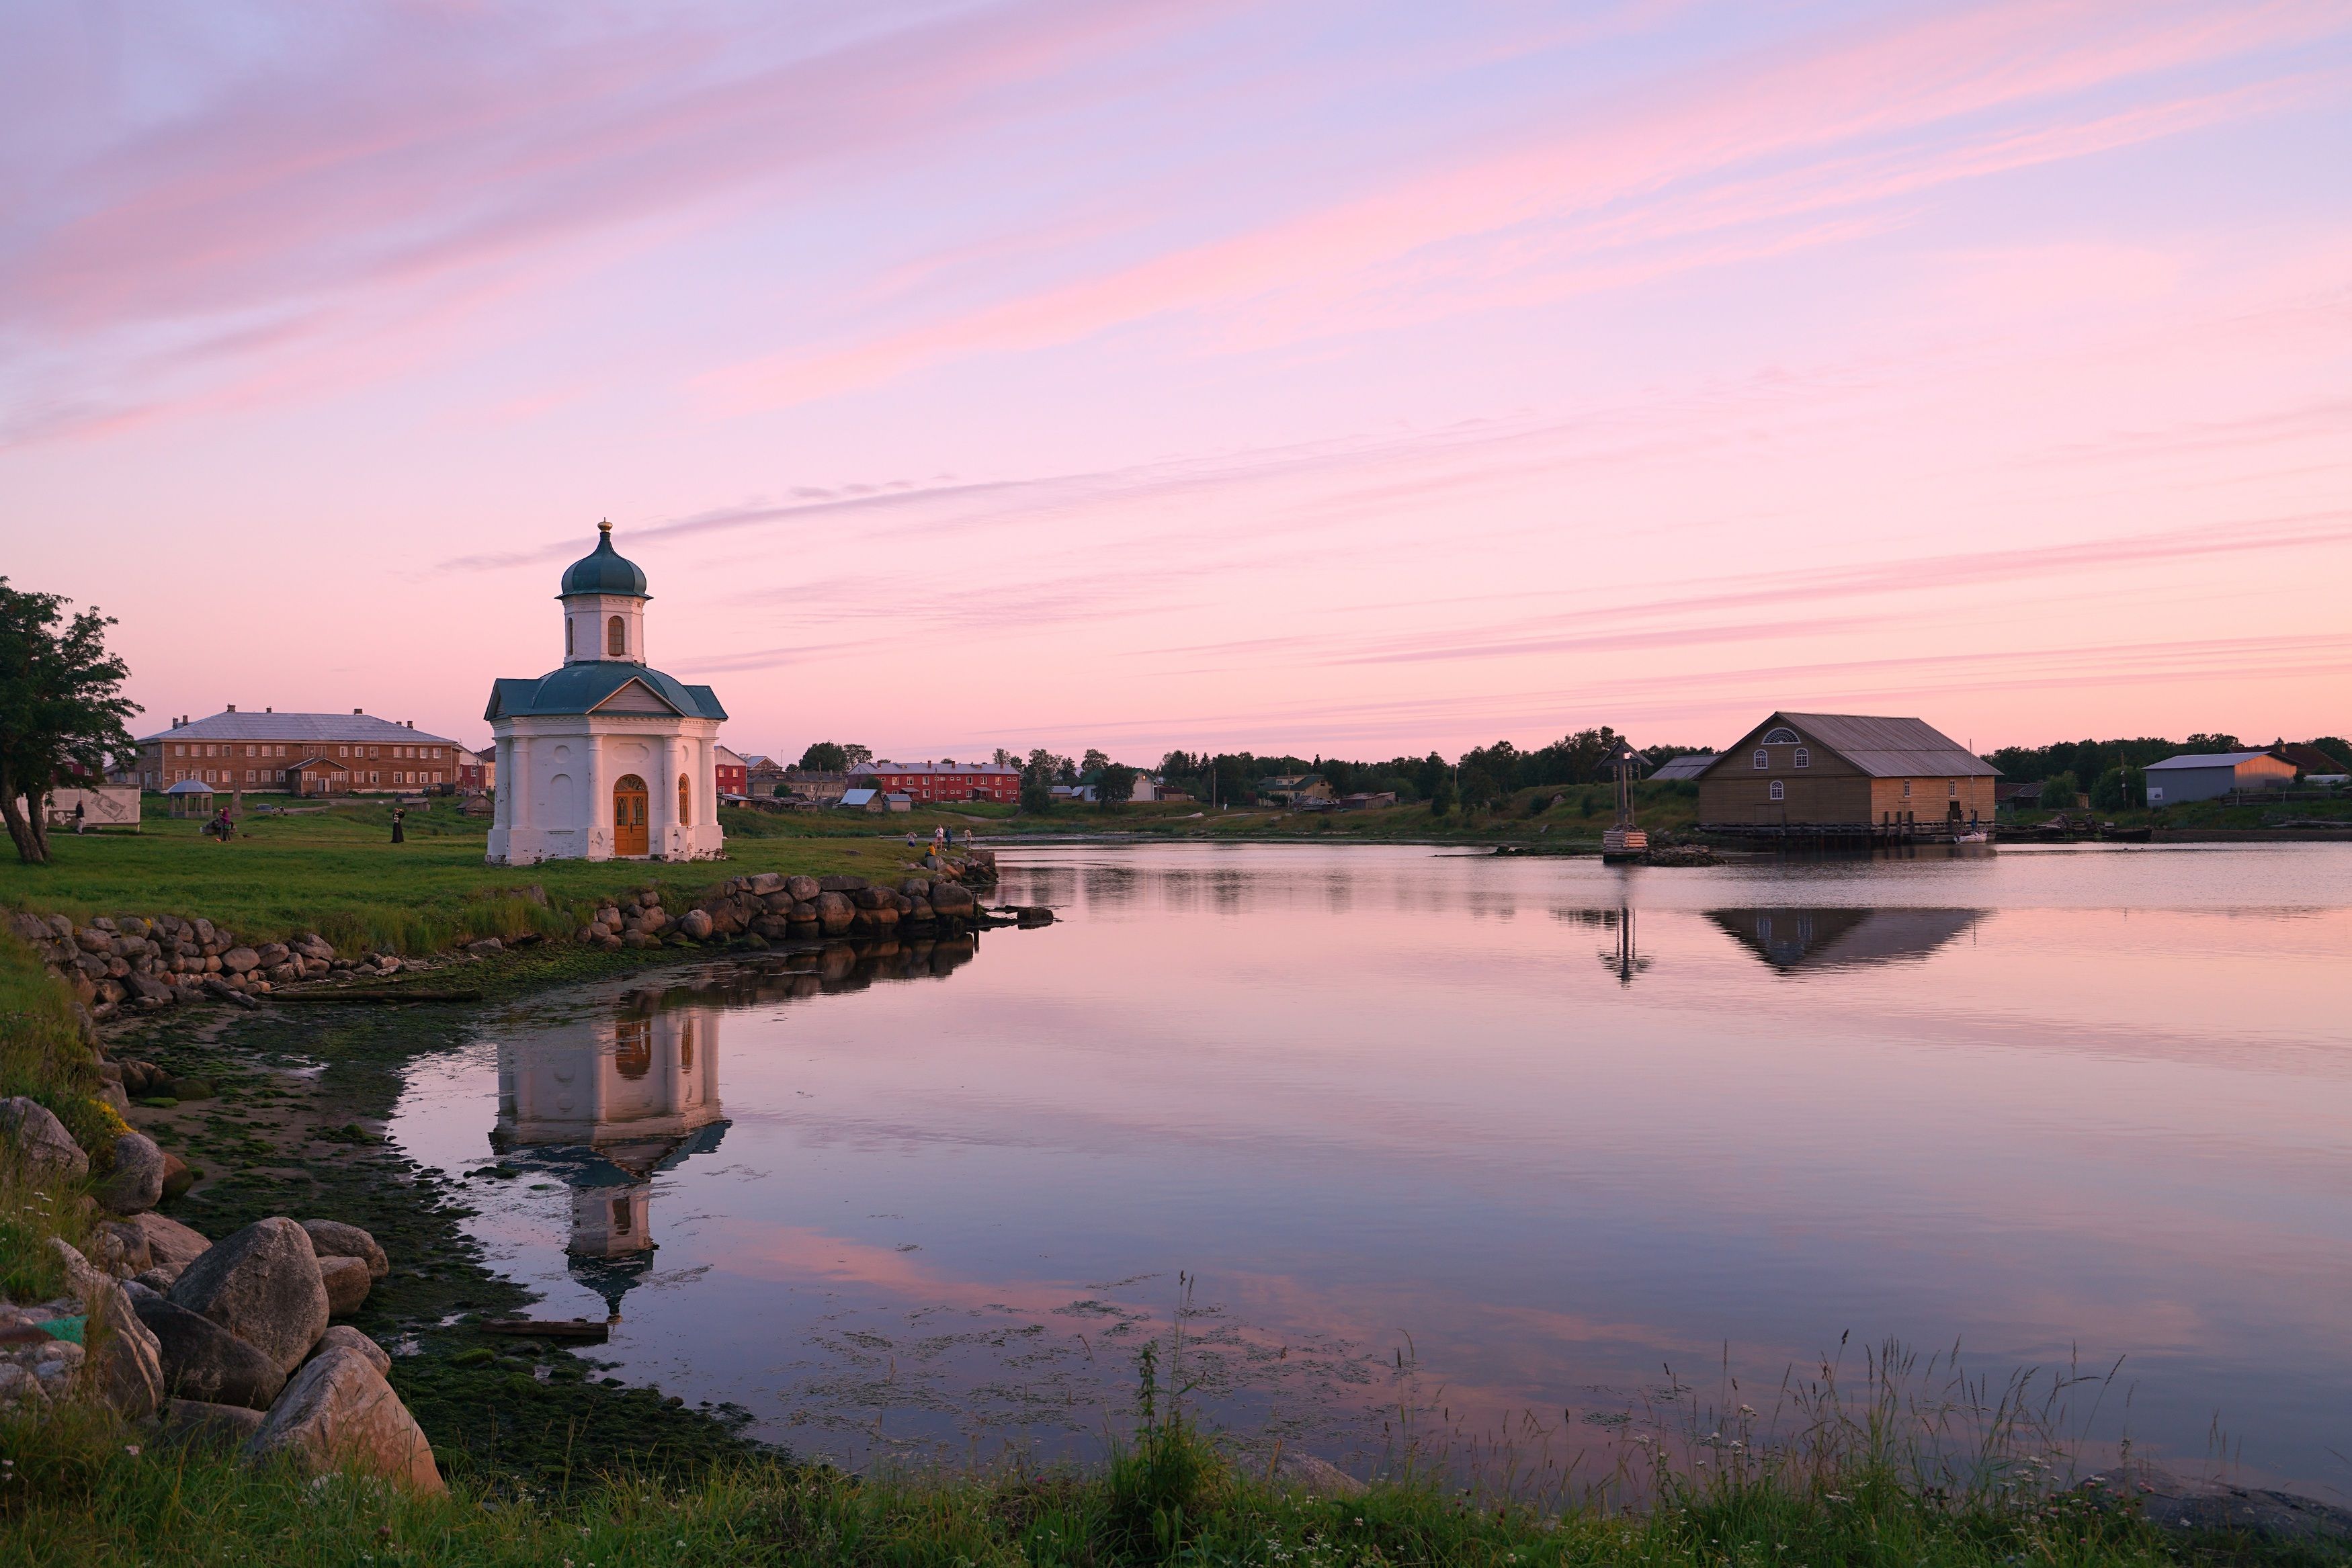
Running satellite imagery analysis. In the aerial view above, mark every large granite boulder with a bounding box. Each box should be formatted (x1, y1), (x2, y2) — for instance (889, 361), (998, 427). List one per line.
(814, 891), (855, 934)
(677, 908), (714, 941)
(300, 1220), (388, 1280)
(97, 1131), (167, 1214)
(317, 1256), (372, 1317)
(927, 881), (976, 917)
(127, 1212), (212, 1282)
(166, 1217), (328, 1374)
(130, 1288), (286, 1409)
(247, 1346), (444, 1494)
(83, 1280), (165, 1420)
(784, 875), (819, 903)
(162, 1397), (267, 1449)
(1, 1097), (87, 1179)
(314, 1326), (390, 1377)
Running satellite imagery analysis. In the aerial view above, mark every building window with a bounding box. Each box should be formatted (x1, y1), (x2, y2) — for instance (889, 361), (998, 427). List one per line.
(566, 618), (575, 656)
(607, 615), (626, 656)
(1753, 749), (1769, 769)
(1949, 780), (1959, 797)
(1794, 747), (1809, 768)
(1761, 727), (1800, 744)
(1769, 779), (1785, 801)
(678, 774), (691, 826)
(1902, 780), (1913, 797)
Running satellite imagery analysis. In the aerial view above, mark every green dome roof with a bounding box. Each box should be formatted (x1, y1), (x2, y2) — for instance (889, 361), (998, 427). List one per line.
(558, 523), (648, 599)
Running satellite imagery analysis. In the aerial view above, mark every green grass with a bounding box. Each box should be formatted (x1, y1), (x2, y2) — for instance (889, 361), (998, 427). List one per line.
(0, 1344), (2251, 1568)
(0, 935), (119, 1301)
(0, 797), (957, 955)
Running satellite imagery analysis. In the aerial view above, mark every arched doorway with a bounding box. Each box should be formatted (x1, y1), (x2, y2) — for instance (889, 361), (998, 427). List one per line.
(613, 774), (648, 856)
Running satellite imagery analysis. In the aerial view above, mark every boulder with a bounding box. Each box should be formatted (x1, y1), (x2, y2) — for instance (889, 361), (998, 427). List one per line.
(97, 1131), (167, 1214)
(747, 872), (784, 895)
(898, 878), (932, 898)
(131, 1289), (287, 1409)
(48, 1237), (108, 1301)
(465, 937), (503, 956)
(300, 1219), (388, 1280)
(222, 947), (260, 974)
(813, 891), (855, 934)
(162, 1397), (267, 1448)
(247, 1346), (444, 1493)
(850, 886), (892, 910)
(677, 908), (714, 941)
(255, 942), (290, 967)
(318, 1256), (372, 1317)
(314, 1325), (391, 1376)
(927, 882), (977, 917)
(128, 1212), (212, 1278)
(89, 1221), (151, 1277)
(784, 875), (819, 902)
(83, 1280), (165, 1419)
(817, 874), (868, 893)
(167, 1217), (329, 1374)
(159, 1151), (196, 1201)
(0, 1097), (87, 1178)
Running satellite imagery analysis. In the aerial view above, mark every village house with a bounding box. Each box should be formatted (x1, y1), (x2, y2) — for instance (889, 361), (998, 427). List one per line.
(2271, 743), (2349, 785)
(2142, 750), (2297, 805)
(714, 746), (749, 798)
(855, 760), (1020, 804)
(456, 746), (497, 793)
(1258, 774), (1333, 806)
(1691, 712), (1997, 836)
(132, 708), (468, 794)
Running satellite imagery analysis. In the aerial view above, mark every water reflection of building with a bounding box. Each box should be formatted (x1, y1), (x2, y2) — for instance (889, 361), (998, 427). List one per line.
(1707, 908), (1983, 972)
(495, 1002), (726, 1318)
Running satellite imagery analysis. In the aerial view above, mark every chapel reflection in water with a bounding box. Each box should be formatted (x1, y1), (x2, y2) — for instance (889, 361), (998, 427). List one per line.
(490, 934), (980, 1318)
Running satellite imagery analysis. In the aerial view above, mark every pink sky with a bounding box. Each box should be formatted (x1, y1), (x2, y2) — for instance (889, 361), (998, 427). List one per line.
(6, 1), (2349, 761)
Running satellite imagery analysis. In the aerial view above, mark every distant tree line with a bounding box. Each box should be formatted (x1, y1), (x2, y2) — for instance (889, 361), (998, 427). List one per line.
(1986, 734), (2351, 812)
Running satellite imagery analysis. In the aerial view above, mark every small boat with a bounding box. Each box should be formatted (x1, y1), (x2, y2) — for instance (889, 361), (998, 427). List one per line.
(1951, 830), (1989, 844)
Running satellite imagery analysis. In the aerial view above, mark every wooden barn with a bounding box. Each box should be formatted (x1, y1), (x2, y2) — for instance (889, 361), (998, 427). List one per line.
(1693, 712), (1999, 840)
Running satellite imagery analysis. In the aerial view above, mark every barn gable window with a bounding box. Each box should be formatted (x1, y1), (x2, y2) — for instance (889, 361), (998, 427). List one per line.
(1753, 749), (1769, 769)
(1794, 747), (1810, 768)
(1761, 727), (1800, 745)
(607, 615), (626, 656)
(1769, 780), (1785, 801)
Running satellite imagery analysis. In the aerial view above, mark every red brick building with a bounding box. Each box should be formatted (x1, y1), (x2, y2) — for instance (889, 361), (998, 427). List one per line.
(856, 760), (1020, 803)
(134, 708), (468, 793)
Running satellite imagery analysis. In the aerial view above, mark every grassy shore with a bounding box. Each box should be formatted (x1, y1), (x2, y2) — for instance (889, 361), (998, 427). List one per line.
(0, 1354), (2236, 1568)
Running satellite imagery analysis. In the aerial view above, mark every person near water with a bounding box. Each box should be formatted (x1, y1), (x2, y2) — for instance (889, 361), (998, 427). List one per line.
(391, 808), (406, 844)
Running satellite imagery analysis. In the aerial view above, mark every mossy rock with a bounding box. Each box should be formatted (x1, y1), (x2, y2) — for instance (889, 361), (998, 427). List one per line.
(138, 1095), (179, 1109)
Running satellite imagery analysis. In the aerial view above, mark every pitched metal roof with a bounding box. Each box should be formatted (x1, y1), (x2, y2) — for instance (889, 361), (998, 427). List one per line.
(1648, 753), (1717, 780)
(866, 760), (1019, 776)
(2144, 751), (2277, 771)
(163, 778), (215, 793)
(138, 710), (463, 746)
(483, 663), (726, 722)
(1708, 713), (1997, 778)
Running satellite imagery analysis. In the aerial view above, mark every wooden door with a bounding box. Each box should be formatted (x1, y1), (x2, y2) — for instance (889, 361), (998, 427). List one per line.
(613, 774), (648, 856)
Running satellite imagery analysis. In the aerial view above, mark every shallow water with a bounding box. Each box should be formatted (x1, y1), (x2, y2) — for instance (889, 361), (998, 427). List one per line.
(390, 842), (2352, 1493)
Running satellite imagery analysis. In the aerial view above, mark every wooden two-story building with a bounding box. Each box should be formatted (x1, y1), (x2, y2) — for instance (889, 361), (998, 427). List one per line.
(1692, 712), (1998, 840)
(132, 708), (469, 794)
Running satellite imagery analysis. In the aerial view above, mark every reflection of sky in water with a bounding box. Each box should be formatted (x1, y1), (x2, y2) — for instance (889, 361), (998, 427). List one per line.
(389, 844), (2352, 1491)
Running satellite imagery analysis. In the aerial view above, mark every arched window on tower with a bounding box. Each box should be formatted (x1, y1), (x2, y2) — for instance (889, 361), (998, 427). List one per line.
(678, 774), (691, 826)
(566, 617), (575, 656)
(607, 615), (626, 656)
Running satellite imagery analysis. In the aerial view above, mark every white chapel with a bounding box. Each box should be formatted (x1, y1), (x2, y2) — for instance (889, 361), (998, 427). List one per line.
(484, 523), (728, 865)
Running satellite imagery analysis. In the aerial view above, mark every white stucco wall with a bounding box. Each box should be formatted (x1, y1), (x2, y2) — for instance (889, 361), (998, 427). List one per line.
(487, 713), (724, 864)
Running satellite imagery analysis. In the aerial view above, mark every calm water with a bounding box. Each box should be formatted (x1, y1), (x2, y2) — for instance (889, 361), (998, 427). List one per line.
(390, 842), (2352, 1492)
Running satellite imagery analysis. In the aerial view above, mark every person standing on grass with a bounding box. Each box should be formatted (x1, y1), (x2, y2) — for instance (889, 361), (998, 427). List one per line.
(72, 800), (85, 835)
(208, 805), (233, 842)
(391, 806), (406, 844)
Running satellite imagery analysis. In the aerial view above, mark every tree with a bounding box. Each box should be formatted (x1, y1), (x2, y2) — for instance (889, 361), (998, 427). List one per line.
(841, 744), (874, 772)
(0, 580), (139, 865)
(1019, 749), (1055, 814)
(796, 741), (847, 773)
(2182, 733), (2240, 754)
(1097, 763), (1138, 810)
(2090, 766), (2143, 812)
(1081, 748), (1110, 779)
(1429, 773), (1456, 818)
(2040, 771), (2078, 811)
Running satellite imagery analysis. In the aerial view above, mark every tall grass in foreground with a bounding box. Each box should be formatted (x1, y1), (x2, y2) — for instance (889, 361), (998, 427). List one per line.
(0, 1332), (2220, 1568)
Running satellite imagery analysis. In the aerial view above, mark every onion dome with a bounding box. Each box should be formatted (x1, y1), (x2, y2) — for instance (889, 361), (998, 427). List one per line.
(558, 521), (649, 599)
